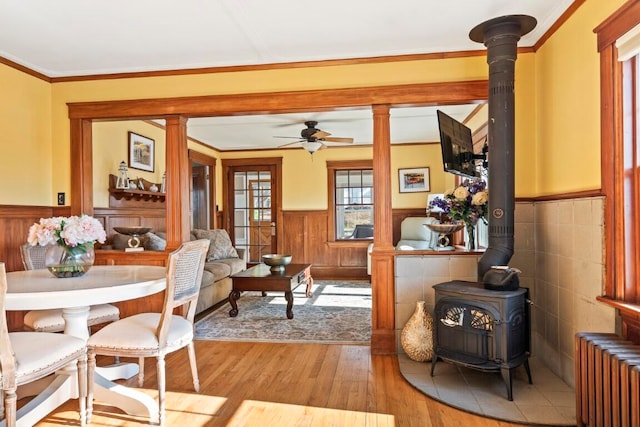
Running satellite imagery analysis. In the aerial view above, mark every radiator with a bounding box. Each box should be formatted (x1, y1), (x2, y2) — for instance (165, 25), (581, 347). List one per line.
(575, 332), (640, 427)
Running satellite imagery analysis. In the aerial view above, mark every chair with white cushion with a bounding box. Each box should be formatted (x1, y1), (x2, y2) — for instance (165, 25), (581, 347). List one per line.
(86, 239), (210, 426)
(0, 262), (88, 426)
(395, 217), (440, 250)
(20, 243), (120, 333)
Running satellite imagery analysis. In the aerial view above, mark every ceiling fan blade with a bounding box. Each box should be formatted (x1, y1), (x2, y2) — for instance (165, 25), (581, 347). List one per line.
(277, 140), (303, 148)
(311, 130), (331, 139)
(273, 136), (303, 139)
(322, 137), (354, 143)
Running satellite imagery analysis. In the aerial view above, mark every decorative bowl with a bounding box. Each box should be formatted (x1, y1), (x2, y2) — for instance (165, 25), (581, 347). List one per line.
(113, 226), (152, 236)
(262, 254), (292, 272)
(425, 223), (465, 235)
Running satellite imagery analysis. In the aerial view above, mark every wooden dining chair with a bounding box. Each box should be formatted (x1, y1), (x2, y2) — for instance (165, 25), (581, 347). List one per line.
(20, 243), (120, 332)
(0, 262), (88, 426)
(86, 239), (210, 426)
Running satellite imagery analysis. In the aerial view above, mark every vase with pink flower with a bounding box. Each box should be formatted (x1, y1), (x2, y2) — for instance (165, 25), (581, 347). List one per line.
(428, 179), (488, 250)
(27, 215), (106, 278)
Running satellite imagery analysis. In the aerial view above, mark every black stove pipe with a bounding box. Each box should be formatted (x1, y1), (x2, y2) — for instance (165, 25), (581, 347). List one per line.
(469, 15), (536, 282)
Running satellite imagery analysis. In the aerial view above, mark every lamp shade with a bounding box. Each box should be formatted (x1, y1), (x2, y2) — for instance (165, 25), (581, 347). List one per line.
(301, 141), (322, 154)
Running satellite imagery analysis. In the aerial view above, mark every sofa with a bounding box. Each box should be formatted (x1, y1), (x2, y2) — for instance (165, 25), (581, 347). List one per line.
(110, 228), (246, 314)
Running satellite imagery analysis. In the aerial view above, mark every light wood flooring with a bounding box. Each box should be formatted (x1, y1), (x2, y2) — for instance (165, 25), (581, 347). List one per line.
(36, 341), (529, 427)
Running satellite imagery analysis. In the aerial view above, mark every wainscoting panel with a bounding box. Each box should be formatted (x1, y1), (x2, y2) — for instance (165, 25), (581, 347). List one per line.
(93, 206), (166, 243)
(0, 205), (70, 331)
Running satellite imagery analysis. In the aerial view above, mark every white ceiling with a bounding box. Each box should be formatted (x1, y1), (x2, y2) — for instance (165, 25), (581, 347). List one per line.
(183, 105), (480, 150)
(0, 0), (575, 150)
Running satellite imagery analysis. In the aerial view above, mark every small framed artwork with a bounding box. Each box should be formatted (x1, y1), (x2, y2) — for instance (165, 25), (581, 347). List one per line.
(128, 131), (155, 172)
(398, 167), (430, 193)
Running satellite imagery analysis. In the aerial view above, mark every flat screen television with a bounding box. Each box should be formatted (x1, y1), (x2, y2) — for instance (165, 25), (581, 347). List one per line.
(436, 110), (479, 178)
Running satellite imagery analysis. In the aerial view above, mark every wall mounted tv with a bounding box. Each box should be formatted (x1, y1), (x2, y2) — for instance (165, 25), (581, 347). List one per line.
(436, 110), (479, 178)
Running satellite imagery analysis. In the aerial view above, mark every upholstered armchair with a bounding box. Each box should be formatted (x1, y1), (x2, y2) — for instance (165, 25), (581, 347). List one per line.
(395, 217), (440, 250)
(367, 217), (440, 275)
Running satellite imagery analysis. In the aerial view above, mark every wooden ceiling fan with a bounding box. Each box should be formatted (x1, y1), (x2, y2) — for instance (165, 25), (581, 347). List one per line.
(274, 120), (354, 153)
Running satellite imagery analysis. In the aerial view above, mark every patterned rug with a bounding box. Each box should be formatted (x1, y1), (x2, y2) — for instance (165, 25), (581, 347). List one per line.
(195, 280), (372, 344)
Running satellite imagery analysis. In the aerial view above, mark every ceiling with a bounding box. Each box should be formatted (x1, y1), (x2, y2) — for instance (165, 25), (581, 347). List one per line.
(0, 0), (575, 150)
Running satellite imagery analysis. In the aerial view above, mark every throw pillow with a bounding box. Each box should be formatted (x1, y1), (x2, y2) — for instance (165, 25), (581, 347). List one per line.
(145, 232), (167, 251)
(192, 229), (239, 261)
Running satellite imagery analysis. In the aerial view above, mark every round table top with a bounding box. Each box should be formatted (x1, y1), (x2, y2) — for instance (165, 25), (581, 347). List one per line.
(5, 265), (166, 310)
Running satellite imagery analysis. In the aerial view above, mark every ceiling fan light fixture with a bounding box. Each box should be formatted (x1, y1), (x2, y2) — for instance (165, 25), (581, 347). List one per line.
(302, 141), (323, 154)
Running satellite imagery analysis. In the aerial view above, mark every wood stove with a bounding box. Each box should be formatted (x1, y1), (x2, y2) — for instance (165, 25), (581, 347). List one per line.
(430, 280), (531, 400)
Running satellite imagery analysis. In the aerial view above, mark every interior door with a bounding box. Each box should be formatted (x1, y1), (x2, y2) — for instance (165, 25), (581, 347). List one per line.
(226, 162), (280, 264)
(191, 165), (207, 229)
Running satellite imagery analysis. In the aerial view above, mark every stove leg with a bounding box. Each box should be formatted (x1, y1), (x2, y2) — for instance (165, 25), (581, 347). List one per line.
(501, 367), (513, 401)
(430, 356), (438, 376)
(523, 358), (533, 384)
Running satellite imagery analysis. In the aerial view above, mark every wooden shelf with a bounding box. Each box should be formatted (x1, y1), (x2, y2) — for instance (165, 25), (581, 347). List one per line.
(108, 174), (165, 208)
(108, 188), (165, 202)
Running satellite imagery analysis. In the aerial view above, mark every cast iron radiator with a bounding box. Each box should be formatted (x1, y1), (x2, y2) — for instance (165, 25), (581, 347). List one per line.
(575, 332), (640, 427)
(430, 280), (531, 401)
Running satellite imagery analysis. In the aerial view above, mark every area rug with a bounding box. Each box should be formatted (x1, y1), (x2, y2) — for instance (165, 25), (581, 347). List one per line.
(195, 280), (371, 344)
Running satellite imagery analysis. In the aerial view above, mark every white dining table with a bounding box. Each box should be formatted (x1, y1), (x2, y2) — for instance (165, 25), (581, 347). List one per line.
(6, 265), (166, 425)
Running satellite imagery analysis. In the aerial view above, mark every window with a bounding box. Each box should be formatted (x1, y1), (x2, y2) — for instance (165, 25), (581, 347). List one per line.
(597, 3), (640, 304)
(327, 160), (374, 241)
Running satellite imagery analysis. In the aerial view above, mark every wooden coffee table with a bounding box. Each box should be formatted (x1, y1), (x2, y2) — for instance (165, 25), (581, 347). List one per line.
(229, 263), (313, 319)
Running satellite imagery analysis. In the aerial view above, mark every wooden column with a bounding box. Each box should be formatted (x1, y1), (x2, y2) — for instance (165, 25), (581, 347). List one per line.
(164, 116), (191, 249)
(70, 118), (93, 216)
(370, 104), (396, 354)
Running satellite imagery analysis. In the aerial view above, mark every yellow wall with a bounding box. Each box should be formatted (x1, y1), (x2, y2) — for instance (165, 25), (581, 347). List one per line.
(92, 121), (167, 207)
(0, 64), (52, 205)
(217, 143), (452, 210)
(48, 56), (491, 208)
(5, 0), (630, 208)
(533, 0), (626, 195)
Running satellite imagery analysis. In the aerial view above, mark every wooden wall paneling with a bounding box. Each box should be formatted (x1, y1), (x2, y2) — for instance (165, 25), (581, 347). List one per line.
(93, 207), (166, 241)
(280, 212), (306, 262)
(0, 205), (57, 272)
(0, 205), (65, 331)
(340, 246), (368, 267)
(306, 211), (332, 266)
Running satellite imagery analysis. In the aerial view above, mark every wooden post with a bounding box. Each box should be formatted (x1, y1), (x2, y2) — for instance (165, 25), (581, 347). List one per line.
(370, 104), (396, 354)
(164, 116), (191, 249)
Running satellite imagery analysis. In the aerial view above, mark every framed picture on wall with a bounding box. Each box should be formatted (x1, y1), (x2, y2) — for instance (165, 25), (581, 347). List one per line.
(398, 167), (430, 193)
(128, 131), (155, 172)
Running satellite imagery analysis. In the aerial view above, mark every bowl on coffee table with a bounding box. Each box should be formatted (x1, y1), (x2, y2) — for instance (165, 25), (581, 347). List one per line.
(262, 254), (292, 272)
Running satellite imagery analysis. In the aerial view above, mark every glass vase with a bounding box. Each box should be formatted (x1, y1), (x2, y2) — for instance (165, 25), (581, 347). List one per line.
(465, 224), (476, 251)
(45, 243), (95, 278)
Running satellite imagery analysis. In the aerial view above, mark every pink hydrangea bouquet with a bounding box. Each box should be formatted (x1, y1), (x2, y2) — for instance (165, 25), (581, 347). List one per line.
(28, 215), (106, 255)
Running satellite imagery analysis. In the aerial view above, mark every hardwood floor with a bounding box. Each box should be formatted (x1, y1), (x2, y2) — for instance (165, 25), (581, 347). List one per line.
(37, 341), (527, 427)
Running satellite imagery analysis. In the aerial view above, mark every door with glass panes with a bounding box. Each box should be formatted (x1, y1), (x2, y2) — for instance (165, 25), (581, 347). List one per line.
(228, 164), (278, 264)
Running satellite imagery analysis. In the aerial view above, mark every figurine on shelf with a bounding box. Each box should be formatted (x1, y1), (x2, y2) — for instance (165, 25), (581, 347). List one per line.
(137, 178), (145, 190)
(115, 161), (129, 189)
(149, 183), (159, 192)
(160, 171), (166, 193)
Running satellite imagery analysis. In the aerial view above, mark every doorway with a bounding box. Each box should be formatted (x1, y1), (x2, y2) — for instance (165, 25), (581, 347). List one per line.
(223, 158), (282, 264)
(189, 150), (217, 230)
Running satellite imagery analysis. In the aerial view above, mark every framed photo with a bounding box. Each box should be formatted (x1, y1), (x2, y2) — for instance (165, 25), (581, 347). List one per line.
(128, 131), (155, 172)
(398, 167), (430, 193)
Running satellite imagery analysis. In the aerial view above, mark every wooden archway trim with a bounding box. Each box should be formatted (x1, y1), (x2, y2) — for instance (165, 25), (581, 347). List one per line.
(68, 80), (488, 354)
